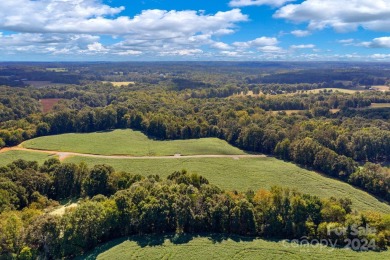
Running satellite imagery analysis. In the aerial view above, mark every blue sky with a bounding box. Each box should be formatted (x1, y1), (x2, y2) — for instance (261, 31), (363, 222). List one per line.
(0, 0), (389, 61)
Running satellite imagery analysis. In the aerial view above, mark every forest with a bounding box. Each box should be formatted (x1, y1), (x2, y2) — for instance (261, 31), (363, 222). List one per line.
(0, 62), (389, 258)
(1, 159), (389, 258)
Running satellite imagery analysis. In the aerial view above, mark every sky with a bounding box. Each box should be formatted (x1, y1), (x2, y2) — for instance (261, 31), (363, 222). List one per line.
(0, 0), (390, 61)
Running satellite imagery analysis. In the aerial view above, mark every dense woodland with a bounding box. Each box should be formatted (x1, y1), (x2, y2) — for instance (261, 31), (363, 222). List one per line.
(0, 62), (390, 257)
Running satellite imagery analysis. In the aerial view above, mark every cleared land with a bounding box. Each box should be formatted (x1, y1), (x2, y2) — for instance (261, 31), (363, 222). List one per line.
(0, 150), (388, 213)
(0, 150), (54, 165)
(64, 156), (390, 214)
(40, 98), (62, 113)
(369, 103), (390, 108)
(103, 81), (135, 87)
(371, 85), (389, 92)
(81, 235), (390, 260)
(22, 129), (246, 156)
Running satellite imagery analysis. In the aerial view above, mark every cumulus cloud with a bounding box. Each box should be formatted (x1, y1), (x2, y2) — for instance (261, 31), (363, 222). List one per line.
(0, 1), (248, 36)
(212, 42), (232, 50)
(233, 37), (279, 48)
(291, 30), (311, 37)
(229, 0), (295, 7)
(274, 0), (390, 32)
(361, 37), (390, 48)
(0, 33), (99, 54)
(371, 54), (390, 59)
(0, 0), (251, 58)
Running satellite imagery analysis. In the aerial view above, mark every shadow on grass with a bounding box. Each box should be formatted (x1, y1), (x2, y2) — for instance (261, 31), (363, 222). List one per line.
(77, 233), (260, 259)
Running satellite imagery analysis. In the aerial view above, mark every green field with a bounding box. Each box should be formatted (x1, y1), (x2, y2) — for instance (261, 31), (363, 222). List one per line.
(0, 150), (55, 165)
(81, 235), (390, 260)
(63, 156), (390, 213)
(1, 150), (389, 213)
(22, 129), (246, 156)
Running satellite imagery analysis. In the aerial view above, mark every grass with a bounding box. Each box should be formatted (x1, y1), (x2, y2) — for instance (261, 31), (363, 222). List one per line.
(80, 235), (390, 260)
(21, 129), (246, 156)
(0, 150), (55, 166)
(64, 156), (390, 214)
(1, 150), (388, 213)
(103, 81), (135, 87)
(371, 85), (389, 92)
(369, 103), (390, 108)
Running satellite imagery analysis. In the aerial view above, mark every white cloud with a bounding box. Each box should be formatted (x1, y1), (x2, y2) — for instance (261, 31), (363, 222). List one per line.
(290, 44), (315, 49)
(159, 49), (203, 56)
(0, 1), (248, 36)
(229, 0), (295, 7)
(115, 50), (143, 56)
(258, 46), (285, 53)
(220, 51), (241, 57)
(0, 1), (250, 58)
(338, 39), (355, 44)
(87, 42), (108, 53)
(0, 33), (99, 54)
(371, 54), (390, 59)
(233, 37), (279, 48)
(291, 30), (311, 37)
(361, 37), (390, 48)
(274, 0), (390, 32)
(212, 42), (232, 50)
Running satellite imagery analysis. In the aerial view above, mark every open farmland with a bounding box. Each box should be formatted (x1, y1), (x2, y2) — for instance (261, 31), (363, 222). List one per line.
(0, 150), (54, 165)
(82, 235), (390, 260)
(1, 148), (388, 213)
(40, 98), (62, 113)
(371, 85), (389, 92)
(63, 156), (390, 214)
(21, 129), (246, 156)
(103, 81), (135, 87)
(369, 103), (390, 108)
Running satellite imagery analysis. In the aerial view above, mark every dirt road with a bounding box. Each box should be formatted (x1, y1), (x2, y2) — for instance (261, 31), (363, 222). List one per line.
(0, 146), (266, 161)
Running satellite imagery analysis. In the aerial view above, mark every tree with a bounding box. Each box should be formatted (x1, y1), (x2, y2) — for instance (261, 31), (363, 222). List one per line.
(83, 165), (114, 197)
(51, 163), (78, 200)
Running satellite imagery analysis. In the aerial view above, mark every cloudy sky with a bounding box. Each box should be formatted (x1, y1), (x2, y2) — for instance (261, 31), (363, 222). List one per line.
(0, 0), (390, 61)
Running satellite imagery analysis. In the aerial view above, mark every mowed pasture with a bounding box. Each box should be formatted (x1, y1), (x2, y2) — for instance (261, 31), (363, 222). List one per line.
(103, 81), (135, 87)
(0, 150), (54, 165)
(0, 149), (388, 213)
(64, 156), (390, 214)
(22, 129), (246, 156)
(82, 235), (390, 260)
(371, 85), (389, 92)
(40, 98), (62, 113)
(368, 103), (390, 108)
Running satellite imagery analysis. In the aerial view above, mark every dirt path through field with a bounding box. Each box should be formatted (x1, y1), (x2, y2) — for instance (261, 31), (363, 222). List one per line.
(0, 146), (266, 161)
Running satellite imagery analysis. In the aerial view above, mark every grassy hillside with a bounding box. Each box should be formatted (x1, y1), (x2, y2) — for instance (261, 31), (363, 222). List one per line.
(0, 149), (388, 213)
(0, 150), (55, 165)
(22, 129), (246, 156)
(81, 235), (390, 260)
(65, 156), (390, 213)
